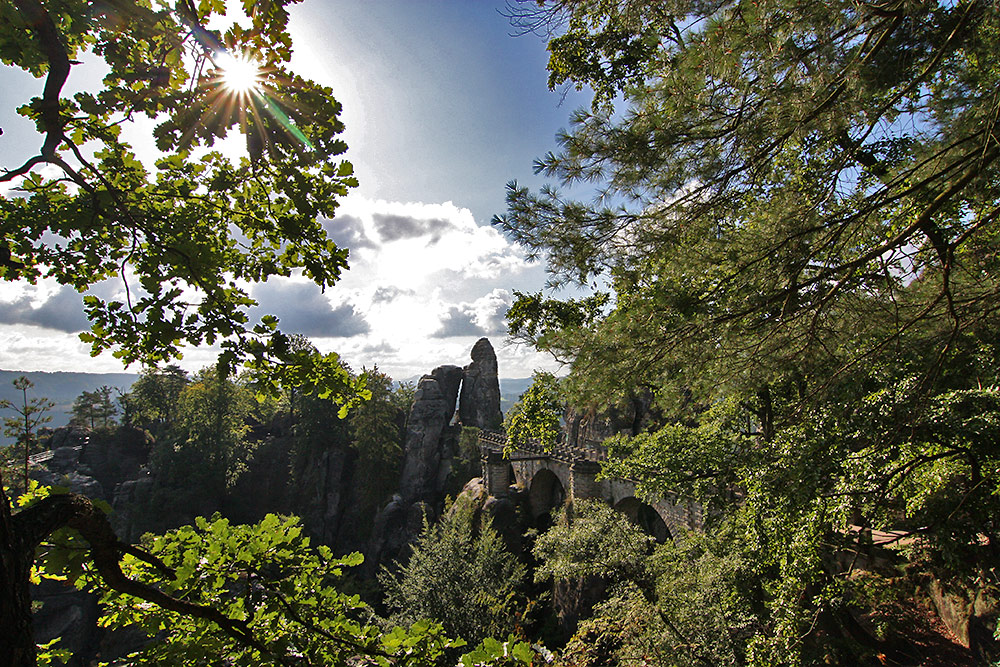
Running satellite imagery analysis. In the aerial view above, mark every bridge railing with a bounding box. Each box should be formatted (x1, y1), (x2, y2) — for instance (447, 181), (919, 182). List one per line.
(27, 441), (87, 467)
(479, 430), (607, 463)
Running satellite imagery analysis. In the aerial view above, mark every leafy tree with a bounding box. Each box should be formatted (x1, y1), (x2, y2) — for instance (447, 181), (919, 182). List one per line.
(119, 365), (190, 435)
(96, 513), (464, 666)
(390, 379), (417, 415)
(497, 2), (1000, 659)
(351, 368), (404, 471)
(380, 501), (528, 647)
(534, 499), (652, 588)
(0, 0), (366, 405)
(69, 390), (98, 430)
(0, 1), (366, 662)
(12, 484), (536, 667)
(534, 500), (767, 666)
(0, 376), (53, 490)
(14, 481), (464, 667)
(148, 364), (254, 519)
(69, 385), (117, 430)
(502, 371), (563, 451)
(347, 368), (405, 531)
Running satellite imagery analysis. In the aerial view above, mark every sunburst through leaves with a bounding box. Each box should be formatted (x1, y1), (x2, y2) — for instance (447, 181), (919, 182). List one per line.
(216, 51), (262, 95)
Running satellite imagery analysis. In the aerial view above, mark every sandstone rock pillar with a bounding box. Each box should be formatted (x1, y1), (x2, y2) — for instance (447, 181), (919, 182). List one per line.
(459, 338), (502, 430)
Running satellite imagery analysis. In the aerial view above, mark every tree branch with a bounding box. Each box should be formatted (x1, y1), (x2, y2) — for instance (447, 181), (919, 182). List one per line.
(11, 0), (71, 159)
(11, 493), (293, 665)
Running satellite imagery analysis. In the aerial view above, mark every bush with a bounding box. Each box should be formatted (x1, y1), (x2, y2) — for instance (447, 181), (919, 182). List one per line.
(380, 501), (527, 645)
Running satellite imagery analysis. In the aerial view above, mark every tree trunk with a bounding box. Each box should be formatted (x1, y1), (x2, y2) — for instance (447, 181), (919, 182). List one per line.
(1, 471), (37, 667)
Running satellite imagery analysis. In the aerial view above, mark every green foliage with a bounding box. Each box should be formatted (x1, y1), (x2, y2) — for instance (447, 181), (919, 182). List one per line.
(601, 396), (759, 513)
(351, 368), (403, 469)
(532, 499), (757, 666)
(554, 589), (672, 667)
(506, 290), (609, 352)
(70, 386), (117, 430)
(447, 426), (486, 497)
(380, 502), (528, 647)
(119, 365), (189, 435)
(1, 0), (362, 405)
(164, 365), (252, 489)
(344, 368), (405, 541)
(497, 2), (1000, 660)
(503, 371), (563, 451)
(390, 380), (416, 415)
(35, 638), (71, 667)
(459, 637), (537, 667)
(0, 375), (54, 488)
(533, 499), (653, 588)
(646, 524), (767, 667)
(498, 0), (1000, 410)
(96, 513), (463, 666)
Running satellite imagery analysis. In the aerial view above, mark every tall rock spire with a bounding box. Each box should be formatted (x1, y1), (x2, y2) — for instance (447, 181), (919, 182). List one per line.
(459, 337), (502, 430)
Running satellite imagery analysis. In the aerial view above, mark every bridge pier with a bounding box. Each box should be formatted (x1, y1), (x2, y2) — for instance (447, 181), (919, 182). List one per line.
(482, 447), (511, 498)
(570, 458), (602, 501)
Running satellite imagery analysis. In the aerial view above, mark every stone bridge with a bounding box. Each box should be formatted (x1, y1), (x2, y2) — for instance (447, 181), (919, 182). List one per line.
(479, 430), (704, 542)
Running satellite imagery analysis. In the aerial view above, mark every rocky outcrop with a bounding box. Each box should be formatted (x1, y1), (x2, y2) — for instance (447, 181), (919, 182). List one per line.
(30, 430), (106, 500)
(397, 365), (463, 504)
(927, 578), (999, 662)
(28, 426), (151, 667)
(111, 476), (154, 544)
(459, 338), (503, 430)
(78, 426), (151, 500)
(564, 389), (659, 448)
(368, 339), (504, 572)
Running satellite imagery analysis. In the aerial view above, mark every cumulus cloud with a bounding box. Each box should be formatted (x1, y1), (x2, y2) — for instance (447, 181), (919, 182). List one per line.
(250, 280), (369, 337)
(323, 214), (377, 252)
(432, 289), (511, 338)
(360, 340), (398, 356)
(435, 306), (489, 337)
(0, 286), (91, 333)
(372, 212), (454, 244)
(371, 285), (415, 304)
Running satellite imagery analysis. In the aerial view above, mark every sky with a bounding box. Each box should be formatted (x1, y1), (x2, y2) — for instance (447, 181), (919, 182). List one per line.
(0, 1), (591, 381)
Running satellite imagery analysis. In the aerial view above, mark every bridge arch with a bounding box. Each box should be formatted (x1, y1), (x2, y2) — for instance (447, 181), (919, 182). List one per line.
(528, 468), (566, 525)
(480, 430), (703, 537)
(614, 497), (671, 543)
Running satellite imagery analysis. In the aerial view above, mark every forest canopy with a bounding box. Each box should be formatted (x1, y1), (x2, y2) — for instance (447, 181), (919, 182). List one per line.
(499, 0), (1000, 406)
(0, 2), (373, 664)
(498, 0), (1000, 661)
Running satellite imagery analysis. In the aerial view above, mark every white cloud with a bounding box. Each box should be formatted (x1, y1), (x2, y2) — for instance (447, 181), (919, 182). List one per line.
(0, 195), (568, 381)
(250, 278), (370, 337)
(432, 288), (511, 338)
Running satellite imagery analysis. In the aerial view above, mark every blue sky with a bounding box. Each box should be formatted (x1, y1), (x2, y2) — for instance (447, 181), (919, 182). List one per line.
(0, 1), (589, 380)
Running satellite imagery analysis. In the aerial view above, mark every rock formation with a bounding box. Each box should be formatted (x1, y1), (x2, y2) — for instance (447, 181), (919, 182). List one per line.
(368, 338), (504, 571)
(563, 389), (660, 448)
(397, 364), (463, 504)
(459, 337), (503, 431)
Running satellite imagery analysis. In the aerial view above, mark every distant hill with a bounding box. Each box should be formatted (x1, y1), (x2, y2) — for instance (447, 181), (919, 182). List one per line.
(0, 370), (138, 446)
(0, 371), (537, 447)
(498, 377), (533, 414)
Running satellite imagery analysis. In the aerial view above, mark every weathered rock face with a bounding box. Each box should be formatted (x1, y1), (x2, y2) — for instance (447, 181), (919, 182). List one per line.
(368, 340), (503, 572)
(563, 390), (659, 448)
(459, 337), (503, 431)
(397, 365), (462, 504)
(79, 426), (151, 501)
(31, 579), (100, 666)
(111, 476), (154, 544)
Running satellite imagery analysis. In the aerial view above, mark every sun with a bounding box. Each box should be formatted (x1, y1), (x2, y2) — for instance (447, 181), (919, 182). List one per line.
(216, 51), (262, 95)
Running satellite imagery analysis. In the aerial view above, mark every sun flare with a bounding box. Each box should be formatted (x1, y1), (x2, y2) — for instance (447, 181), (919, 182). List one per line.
(217, 51), (261, 95)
